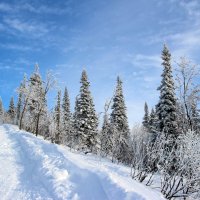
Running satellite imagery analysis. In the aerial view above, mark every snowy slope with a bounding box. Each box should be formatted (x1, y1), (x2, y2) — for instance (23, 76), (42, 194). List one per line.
(0, 125), (165, 200)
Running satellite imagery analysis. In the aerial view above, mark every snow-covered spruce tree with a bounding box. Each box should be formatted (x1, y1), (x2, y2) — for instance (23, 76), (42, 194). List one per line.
(110, 76), (131, 164)
(54, 90), (62, 144)
(0, 98), (4, 124)
(156, 45), (178, 135)
(73, 70), (98, 152)
(148, 108), (158, 143)
(156, 44), (178, 174)
(99, 99), (113, 156)
(7, 97), (15, 124)
(142, 102), (149, 130)
(16, 83), (23, 125)
(100, 112), (113, 156)
(73, 97), (79, 146)
(62, 87), (73, 146)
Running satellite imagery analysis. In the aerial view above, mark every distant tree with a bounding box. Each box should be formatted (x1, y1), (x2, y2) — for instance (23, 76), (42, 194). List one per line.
(54, 90), (61, 144)
(148, 108), (157, 142)
(73, 97), (80, 147)
(110, 76), (131, 164)
(142, 102), (149, 130)
(18, 74), (29, 130)
(100, 100), (113, 156)
(7, 97), (15, 124)
(16, 83), (23, 125)
(74, 70), (98, 152)
(61, 87), (73, 146)
(0, 98), (4, 123)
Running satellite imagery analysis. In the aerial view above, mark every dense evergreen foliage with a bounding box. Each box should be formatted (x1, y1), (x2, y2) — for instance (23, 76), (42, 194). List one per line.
(156, 45), (178, 136)
(110, 77), (131, 163)
(74, 70), (98, 152)
(7, 97), (15, 123)
(142, 102), (149, 130)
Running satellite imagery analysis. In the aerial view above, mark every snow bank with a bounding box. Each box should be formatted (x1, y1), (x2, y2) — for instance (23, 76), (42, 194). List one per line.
(0, 125), (164, 200)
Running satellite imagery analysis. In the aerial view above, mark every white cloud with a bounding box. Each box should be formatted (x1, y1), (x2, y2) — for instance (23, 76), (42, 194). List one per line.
(124, 53), (161, 69)
(0, 43), (32, 51)
(3, 18), (49, 38)
(0, 3), (12, 12)
(0, 65), (23, 71)
(0, 2), (72, 15)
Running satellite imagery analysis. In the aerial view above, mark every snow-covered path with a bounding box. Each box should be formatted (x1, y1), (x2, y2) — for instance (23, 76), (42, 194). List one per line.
(0, 125), (164, 200)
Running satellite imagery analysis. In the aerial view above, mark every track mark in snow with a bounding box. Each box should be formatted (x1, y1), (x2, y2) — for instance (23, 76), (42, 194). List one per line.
(0, 126), (26, 200)
(0, 125), (164, 200)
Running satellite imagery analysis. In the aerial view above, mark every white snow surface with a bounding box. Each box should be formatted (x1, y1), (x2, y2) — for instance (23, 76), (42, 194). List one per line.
(0, 124), (165, 200)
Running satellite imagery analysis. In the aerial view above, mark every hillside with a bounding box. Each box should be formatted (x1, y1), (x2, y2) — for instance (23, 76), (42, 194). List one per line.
(0, 124), (164, 200)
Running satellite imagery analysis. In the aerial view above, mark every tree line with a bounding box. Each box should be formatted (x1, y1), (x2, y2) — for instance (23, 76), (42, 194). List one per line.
(0, 45), (199, 199)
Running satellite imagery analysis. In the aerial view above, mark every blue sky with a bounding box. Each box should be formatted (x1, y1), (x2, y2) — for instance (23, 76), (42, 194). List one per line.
(0, 0), (200, 125)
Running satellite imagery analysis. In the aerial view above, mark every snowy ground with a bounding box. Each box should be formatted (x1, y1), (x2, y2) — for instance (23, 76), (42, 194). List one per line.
(0, 124), (165, 200)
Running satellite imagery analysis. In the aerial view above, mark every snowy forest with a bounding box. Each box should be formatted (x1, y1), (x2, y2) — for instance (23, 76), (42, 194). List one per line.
(0, 45), (200, 199)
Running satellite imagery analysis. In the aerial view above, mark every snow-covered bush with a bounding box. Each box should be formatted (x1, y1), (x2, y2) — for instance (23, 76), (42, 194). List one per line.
(130, 124), (159, 184)
(159, 131), (200, 199)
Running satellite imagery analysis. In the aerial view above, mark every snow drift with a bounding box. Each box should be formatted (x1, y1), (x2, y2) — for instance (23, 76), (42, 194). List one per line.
(0, 124), (164, 200)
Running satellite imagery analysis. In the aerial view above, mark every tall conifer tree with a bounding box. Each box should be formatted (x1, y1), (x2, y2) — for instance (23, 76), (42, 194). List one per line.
(156, 45), (178, 173)
(74, 70), (98, 152)
(156, 45), (178, 136)
(62, 87), (73, 146)
(110, 77), (130, 163)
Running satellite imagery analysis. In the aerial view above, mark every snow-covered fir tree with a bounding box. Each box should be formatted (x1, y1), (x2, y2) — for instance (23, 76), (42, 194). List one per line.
(8, 97), (15, 123)
(148, 108), (157, 142)
(156, 45), (179, 173)
(74, 70), (98, 152)
(110, 76), (131, 164)
(156, 45), (178, 136)
(16, 83), (23, 125)
(142, 102), (149, 130)
(0, 98), (4, 123)
(62, 87), (73, 146)
(54, 90), (62, 144)
(100, 112), (113, 156)
(73, 97), (79, 146)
